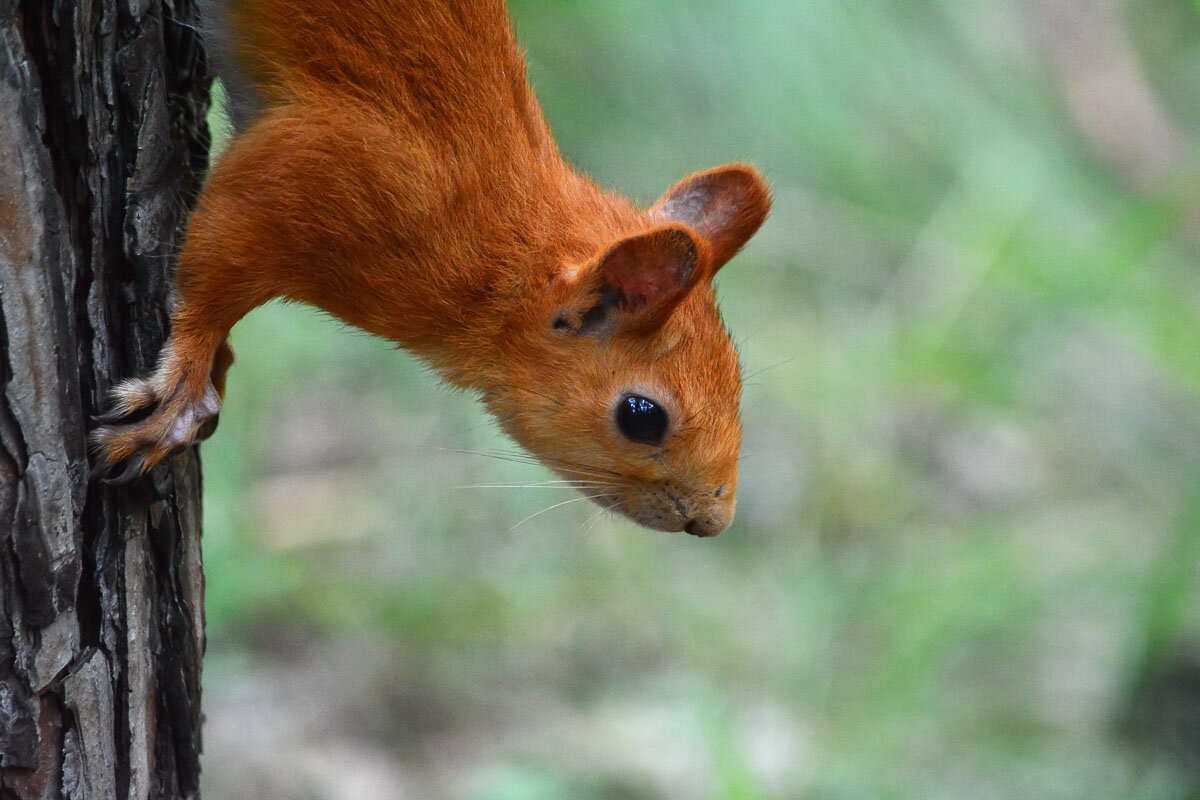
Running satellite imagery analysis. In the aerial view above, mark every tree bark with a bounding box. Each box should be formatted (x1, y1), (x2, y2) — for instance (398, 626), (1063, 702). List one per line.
(0, 1), (210, 798)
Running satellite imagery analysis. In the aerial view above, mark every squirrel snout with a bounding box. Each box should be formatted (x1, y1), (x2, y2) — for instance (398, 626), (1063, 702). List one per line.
(677, 488), (736, 538)
(614, 485), (735, 536)
(685, 518), (723, 538)
(684, 501), (735, 537)
(689, 482), (737, 537)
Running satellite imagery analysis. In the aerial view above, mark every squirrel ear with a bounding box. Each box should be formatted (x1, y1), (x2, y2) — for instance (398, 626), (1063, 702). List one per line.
(652, 164), (771, 270)
(570, 226), (701, 336)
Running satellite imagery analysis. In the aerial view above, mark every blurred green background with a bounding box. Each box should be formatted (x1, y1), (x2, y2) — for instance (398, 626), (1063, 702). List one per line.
(198, 1), (1200, 798)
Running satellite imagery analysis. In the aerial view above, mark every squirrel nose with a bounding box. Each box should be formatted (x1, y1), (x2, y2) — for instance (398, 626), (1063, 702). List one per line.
(682, 487), (736, 537)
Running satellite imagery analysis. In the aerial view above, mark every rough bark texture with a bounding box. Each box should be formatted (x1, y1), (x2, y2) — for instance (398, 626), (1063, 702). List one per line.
(0, 1), (210, 798)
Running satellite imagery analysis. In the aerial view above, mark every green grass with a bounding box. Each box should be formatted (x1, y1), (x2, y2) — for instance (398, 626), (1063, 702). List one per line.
(199, 2), (1200, 797)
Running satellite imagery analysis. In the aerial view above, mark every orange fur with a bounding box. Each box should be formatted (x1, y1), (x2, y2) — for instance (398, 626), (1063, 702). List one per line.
(91, 0), (771, 535)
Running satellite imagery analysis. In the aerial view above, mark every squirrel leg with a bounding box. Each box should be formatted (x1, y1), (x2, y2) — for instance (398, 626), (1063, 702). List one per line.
(91, 141), (277, 478)
(91, 103), (401, 479)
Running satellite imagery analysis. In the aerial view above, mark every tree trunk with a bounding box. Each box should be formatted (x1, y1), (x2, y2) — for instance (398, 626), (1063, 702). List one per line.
(0, 1), (210, 798)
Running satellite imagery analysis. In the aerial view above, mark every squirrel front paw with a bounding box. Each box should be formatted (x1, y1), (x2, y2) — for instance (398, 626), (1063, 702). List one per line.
(90, 338), (233, 483)
(90, 377), (222, 483)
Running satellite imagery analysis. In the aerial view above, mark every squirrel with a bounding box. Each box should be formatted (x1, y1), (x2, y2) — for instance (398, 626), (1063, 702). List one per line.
(91, 0), (771, 537)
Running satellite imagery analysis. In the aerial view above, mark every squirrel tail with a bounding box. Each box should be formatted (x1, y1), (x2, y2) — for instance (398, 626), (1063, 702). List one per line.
(201, 0), (516, 132)
(199, 0), (264, 131)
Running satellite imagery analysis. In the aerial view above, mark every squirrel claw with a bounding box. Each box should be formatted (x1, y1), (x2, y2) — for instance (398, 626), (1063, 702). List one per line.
(195, 414), (220, 441)
(89, 379), (222, 480)
(102, 457), (147, 486)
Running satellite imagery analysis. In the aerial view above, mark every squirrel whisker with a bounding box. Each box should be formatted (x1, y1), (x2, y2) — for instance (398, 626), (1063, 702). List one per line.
(509, 493), (612, 532)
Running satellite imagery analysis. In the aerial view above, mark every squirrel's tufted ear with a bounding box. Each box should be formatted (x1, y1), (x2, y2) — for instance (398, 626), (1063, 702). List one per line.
(564, 226), (702, 336)
(652, 164), (771, 271)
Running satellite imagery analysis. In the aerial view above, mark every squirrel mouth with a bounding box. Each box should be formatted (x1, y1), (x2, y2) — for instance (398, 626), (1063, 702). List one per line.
(583, 489), (719, 536)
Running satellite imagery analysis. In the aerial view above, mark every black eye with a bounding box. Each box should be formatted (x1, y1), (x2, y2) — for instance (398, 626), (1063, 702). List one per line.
(616, 394), (668, 445)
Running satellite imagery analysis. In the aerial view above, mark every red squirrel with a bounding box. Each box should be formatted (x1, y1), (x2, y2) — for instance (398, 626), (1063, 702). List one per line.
(91, 0), (771, 537)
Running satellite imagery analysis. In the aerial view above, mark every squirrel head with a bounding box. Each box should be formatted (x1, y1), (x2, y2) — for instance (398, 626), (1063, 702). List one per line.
(486, 164), (771, 536)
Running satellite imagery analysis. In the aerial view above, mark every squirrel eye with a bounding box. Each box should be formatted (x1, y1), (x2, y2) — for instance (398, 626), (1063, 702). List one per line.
(616, 395), (668, 445)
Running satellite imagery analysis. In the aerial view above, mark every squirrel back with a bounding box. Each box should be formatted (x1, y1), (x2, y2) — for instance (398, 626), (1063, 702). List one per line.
(206, 0), (548, 149)
(95, 0), (772, 537)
